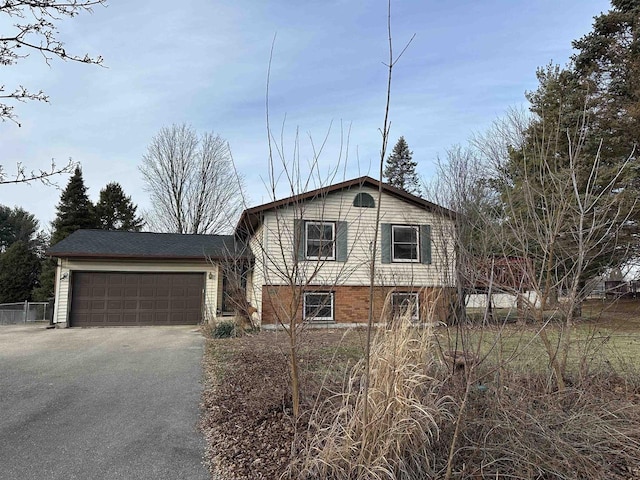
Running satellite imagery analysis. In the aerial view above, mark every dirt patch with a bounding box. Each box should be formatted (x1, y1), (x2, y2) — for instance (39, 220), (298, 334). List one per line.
(200, 329), (364, 480)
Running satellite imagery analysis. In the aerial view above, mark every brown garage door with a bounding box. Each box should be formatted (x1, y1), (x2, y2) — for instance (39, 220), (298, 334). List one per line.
(70, 272), (204, 326)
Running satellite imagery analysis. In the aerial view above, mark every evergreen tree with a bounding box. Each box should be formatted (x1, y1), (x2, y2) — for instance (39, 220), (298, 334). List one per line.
(493, 64), (638, 284)
(383, 137), (422, 196)
(0, 241), (40, 302)
(51, 167), (98, 245)
(0, 205), (40, 252)
(95, 182), (144, 231)
(31, 257), (56, 301)
(36, 167), (97, 300)
(572, 0), (640, 162)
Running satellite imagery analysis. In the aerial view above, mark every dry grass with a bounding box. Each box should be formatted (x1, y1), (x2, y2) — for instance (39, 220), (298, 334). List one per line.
(435, 367), (640, 479)
(201, 300), (640, 480)
(287, 322), (453, 480)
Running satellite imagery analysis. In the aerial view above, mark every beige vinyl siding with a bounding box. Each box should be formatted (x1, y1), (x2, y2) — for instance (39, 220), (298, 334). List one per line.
(53, 258), (69, 325)
(253, 186), (455, 288)
(53, 258), (219, 325)
(246, 225), (265, 320)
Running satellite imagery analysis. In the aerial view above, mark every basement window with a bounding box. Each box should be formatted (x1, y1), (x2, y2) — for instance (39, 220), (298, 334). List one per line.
(391, 292), (419, 321)
(303, 292), (334, 322)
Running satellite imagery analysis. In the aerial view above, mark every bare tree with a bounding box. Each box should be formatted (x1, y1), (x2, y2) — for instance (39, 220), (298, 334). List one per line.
(140, 124), (244, 234)
(495, 141), (637, 390)
(436, 106), (639, 392)
(1, 0), (106, 126)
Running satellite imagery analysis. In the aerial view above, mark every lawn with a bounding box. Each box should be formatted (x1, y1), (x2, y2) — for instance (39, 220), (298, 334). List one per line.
(200, 300), (640, 480)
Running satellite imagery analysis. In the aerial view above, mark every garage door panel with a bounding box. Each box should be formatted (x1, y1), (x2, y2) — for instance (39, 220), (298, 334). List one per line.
(186, 297), (200, 306)
(124, 288), (138, 297)
(139, 300), (154, 309)
(75, 285), (92, 296)
(107, 300), (122, 310)
(108, 286), (123, 296)
(74, 299), (90, 309)
(169, 312), (186, 324)
(91, 300), (106, 310)
(172, 299), (186, 310)
(70, 272), (204, 327)
(124, 300), (137, 310)
(156, 300), (169, 309)
(92, 288), (107, 297)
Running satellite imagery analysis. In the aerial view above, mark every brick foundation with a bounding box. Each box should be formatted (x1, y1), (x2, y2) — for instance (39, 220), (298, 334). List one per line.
(261, 285), (453, 325)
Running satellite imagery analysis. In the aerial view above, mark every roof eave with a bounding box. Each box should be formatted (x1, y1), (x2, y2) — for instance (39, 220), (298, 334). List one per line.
(234, 175), (457, 234)
(46, 252), (239, 261)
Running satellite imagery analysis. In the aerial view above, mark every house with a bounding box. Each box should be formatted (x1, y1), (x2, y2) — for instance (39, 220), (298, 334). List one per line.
(463, 257), (539, 310)
(49, 176), (455, 327)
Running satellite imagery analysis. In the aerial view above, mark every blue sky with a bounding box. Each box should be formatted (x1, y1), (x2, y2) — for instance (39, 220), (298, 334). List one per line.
(1, 0), (611, 228)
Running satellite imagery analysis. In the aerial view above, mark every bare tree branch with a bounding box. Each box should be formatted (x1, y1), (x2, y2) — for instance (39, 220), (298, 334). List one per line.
(0, 157), (76, 185)
(0, 0), (106, 125)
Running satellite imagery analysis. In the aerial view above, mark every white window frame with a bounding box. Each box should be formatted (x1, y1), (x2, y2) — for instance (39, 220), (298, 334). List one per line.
(303, 292), (334, 322)
(305, 221), (336, 261)
(391, 292), (420, 321)
(391, 225), (420, 263)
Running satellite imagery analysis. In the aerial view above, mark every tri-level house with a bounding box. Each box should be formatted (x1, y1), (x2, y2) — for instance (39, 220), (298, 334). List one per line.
(237, 176), (455, 326)
(48, 176), (455, 327)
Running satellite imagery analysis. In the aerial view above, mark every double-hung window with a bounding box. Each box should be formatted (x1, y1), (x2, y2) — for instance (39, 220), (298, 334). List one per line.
(392, 225), (419, 262)
(303, 292), (334, 322)
(391, 292), (419, 321)
(305, 221), (336, 260)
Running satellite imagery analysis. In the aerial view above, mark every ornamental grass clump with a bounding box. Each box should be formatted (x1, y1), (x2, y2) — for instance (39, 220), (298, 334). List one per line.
(288, 312), (453, 480)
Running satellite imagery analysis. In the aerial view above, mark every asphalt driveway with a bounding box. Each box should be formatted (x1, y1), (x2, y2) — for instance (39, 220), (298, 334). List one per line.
(0, 325), (209, 480)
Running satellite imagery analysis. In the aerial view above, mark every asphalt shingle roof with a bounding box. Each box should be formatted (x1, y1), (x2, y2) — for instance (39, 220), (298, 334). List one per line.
(47, 230), (249, 260)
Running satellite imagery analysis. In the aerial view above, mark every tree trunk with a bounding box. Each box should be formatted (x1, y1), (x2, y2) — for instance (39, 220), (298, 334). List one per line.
(516, 292), (526, 326)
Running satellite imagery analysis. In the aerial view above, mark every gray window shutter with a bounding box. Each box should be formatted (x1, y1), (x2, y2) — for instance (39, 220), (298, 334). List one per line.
(381, 223), (391, 264)
(420, 224), (432, 265)
(336, 221), (348, 262)
(294, 219), (305, 260)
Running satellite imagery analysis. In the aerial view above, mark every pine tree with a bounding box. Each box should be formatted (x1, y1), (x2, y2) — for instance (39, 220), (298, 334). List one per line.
(35, 167), (97, 300)
(95, 182), (144, 231)
(31, 257), (56, 301)
(51, 167), (98, 245)
(572, 0), (640, 162)
(0, 241), (40, 302)
(0, 205), (40, 252)
(383, 137), (422, 196)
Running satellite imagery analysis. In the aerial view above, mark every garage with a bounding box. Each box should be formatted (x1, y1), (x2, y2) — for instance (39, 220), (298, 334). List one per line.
(70, 272), (205, 326)
(47, 230), (250, 328)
